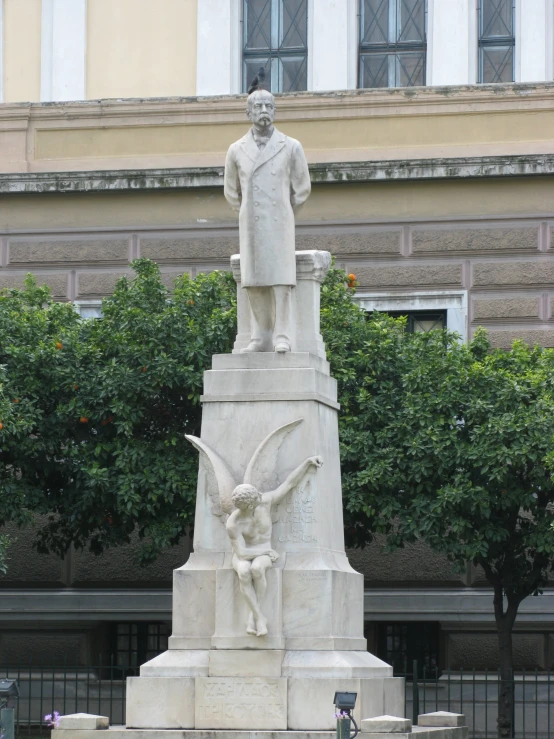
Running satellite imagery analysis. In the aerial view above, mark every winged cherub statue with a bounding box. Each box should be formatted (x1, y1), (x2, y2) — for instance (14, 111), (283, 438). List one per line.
(186, 419), (323, 637)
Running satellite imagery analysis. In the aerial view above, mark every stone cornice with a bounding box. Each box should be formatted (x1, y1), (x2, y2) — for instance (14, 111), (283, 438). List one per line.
(2, 82), (554, 122)
(1, 154), (553, 195)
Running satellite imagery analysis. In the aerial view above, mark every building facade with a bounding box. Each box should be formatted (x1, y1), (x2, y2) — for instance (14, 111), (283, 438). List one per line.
(1, 0), (554, 676)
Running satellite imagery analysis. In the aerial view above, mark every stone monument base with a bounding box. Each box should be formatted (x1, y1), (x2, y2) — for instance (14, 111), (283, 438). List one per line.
(52, 711), (469, 739)
(125, 652), (403, 730)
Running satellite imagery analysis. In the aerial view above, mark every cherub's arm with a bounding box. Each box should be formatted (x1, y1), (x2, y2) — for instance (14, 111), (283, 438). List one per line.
(226, 515), (250, 559)
(263, 456), (323, 506)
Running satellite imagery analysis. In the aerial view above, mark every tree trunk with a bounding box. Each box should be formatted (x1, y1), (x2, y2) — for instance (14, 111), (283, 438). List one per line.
(493, 583), (519, 739)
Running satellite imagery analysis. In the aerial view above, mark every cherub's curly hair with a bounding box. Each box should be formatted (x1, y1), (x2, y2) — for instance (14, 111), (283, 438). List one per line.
(232, 484), (261, 507)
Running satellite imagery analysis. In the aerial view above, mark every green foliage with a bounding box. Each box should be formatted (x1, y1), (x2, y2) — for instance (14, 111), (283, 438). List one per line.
(0, 261), (236, 563)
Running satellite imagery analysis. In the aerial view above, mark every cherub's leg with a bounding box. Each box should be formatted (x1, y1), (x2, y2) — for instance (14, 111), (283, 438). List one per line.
(251, 555), (273, 636)
(233, 557), (264, 635)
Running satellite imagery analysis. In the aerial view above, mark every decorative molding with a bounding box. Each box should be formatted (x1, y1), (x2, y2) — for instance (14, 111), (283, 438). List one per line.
(1, 154), (554, 195)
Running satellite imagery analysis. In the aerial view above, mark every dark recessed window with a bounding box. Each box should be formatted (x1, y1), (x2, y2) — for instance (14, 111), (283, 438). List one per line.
(478, 0), (515, 83)
(243, 0), (308, 93)
(359, 0), (427, 89)
(382, 310), (447, 333)
(376, 622), (440, 676)
(112, 623), (169, 668)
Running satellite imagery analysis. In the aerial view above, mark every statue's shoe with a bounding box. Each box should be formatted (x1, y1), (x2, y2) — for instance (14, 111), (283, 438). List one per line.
(241, 340), (266, 353)
(274, 341), (291, 353)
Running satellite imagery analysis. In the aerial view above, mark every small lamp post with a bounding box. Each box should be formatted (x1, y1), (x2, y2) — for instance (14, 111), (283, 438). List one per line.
(334, 691), (359, 739)
(0, 680), (19, 739)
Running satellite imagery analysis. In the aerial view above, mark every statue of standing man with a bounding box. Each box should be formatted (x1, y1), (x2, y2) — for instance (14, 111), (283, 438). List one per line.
(224, 87), (311, 353)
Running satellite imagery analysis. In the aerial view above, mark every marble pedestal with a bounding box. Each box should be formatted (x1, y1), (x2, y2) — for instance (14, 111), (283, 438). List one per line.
(125, 252), (403, 731)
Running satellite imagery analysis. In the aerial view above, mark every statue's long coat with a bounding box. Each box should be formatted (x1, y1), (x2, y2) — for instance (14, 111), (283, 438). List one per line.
(224, 127), (311, 287)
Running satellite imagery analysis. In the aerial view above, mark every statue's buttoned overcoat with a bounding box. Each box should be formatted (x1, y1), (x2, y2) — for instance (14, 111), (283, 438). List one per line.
(224, 127), (311, 287)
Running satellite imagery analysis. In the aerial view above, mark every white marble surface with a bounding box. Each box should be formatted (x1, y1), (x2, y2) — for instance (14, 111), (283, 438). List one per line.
(212, 566), (283, 648)
(139, 650), (209, 677)
(361, 716), (412, 733)
(195, 677), (287, 730)
(57, 714), (108, 730)
(418, 713), (465, 727)
(282, 651), (392, 678)
(209, 650), (284, 677)
(126, 678), (195, 729)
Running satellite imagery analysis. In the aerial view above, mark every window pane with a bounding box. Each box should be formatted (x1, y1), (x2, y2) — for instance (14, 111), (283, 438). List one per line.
(245, 0), (272, 50)
(281, 57), (307, 92)
(396, 51), (425, 86)
(362, 0), (389, 45)
(281, 0), (307, 49)
(481, 45), (513, 82)
(244, 57), (272, 93)
(481, 0), (513, 39)
(397, 0), (425, 43)
(360, 53), (390, 88)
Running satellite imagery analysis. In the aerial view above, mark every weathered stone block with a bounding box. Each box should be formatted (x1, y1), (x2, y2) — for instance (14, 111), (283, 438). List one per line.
(77, 272), (128, 296)
(354, 265), (462, 289)
(413, 228), (538, 253)
(419, 712), (465, 727)
(9, 239), (129, 264)
(473, 262), (554, 286)
(0, 272), (67, 297)
(486, 329), (554, 349)
(126, 677), (195, 728)
(297, 230), (402, 255)
(473, 297), (539, 320)
(362, 715), (412, 733)
(160, 271), (190, 290)
(140, 236), (238, 261)
(57, 714), (108, 730)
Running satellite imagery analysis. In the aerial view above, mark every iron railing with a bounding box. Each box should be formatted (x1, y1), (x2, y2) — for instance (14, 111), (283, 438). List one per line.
(2, 658), (554, 737)
(0, 659), (138, 736)
(403, 660), (554, 739)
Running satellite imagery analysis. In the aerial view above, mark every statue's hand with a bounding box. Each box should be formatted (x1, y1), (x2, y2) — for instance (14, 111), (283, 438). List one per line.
(308, 456), (324, 468)
(268, 549), (279, 562)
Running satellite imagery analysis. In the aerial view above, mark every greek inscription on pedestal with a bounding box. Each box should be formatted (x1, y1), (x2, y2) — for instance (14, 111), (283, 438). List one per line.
(277, 479), (317, 544)
(195, 678), (287, 730)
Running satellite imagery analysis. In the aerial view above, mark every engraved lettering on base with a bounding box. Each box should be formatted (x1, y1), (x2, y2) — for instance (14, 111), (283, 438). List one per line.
(195, 678), (287, 730)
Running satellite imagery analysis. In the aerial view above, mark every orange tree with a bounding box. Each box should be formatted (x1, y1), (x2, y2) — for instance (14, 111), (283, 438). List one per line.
(322, 267), (554, 738)
(0, 260), (236, 563)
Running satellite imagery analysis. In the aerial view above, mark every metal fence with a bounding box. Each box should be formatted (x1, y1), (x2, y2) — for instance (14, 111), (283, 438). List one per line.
(0, 660), (138, 736)
(404, 661), (554, 739)
(2, 659), (554, 738)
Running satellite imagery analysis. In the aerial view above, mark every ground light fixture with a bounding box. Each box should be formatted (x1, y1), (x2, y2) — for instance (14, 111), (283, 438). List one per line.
(334, 691), (359, 739)
(0, 679), (19, 739)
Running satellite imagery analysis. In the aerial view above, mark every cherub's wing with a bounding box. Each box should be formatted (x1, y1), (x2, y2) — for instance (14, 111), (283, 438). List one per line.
(243, 418), (303, 493)
(185, 435), (238, 516)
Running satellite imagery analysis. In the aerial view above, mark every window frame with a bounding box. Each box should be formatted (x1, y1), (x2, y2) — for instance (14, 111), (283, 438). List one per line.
(353, 290), (468, 342)
(73, 300), (103, 319)
(242, 0), (309, 93)
(358, 0), (428, 89)
(477, 0), (516, 83)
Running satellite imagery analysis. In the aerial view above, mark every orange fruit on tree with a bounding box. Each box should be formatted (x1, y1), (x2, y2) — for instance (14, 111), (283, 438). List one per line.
(348, 273), (356, 281)
(13, 398), (19, 403)
(56, 342), (63, 350)
(0, 422), (3, 430)
(79, 416), (88, 424)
